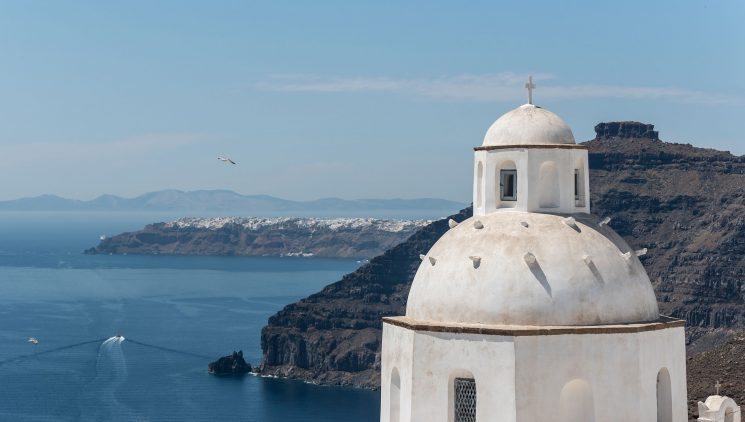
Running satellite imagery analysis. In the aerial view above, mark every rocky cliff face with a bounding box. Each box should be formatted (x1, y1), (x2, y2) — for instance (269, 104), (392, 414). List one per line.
(85, 217), (429, 259)
(260, 123), (745, 389)
(260, 208), (470, 387)
(594, 121), (659, 140)
(586, 132), (745, 349)
(686, 334), (745, 420)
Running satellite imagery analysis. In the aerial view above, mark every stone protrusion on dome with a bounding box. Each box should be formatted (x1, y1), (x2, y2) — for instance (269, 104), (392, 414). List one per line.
(405, 212), (660, 327)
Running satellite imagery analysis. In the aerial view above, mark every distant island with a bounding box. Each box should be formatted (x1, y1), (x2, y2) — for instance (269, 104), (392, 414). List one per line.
(0, 190), (465, 215)
(84, 217), (430, 259)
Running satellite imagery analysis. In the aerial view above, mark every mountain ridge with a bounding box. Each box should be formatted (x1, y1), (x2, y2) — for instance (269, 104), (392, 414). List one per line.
(0, 190), (465, 213)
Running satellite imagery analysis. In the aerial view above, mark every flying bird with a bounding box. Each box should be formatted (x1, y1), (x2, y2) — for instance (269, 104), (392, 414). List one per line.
(217, 156), (237, 165)
(28, 337), (39, 344)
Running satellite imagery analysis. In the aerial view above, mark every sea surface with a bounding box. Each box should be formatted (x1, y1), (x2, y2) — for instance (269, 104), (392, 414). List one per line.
(0, 212), (382, 421)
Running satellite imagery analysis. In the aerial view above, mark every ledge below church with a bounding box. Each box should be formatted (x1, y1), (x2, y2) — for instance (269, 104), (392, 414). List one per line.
(382, 315), (685, 336)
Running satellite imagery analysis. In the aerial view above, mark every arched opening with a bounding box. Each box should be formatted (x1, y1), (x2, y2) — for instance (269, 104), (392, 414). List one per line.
(538, 161), (560, 208)
(656, 368), (672, 422)
(475, 162), (483, 209)
(390, 367), (400, 422)
(574, 158), (587, 207)
(725, 407), (735, 422)
(559, 379), (595, 422)
(496, 160), (517, 208)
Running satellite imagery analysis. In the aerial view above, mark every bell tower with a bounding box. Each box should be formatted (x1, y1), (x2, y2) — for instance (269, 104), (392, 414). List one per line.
(472, 77), (590, 216)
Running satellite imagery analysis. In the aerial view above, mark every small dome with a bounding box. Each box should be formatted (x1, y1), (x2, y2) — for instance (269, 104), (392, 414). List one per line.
(406, 212), (659, 326)
(483, 104), (576, 146)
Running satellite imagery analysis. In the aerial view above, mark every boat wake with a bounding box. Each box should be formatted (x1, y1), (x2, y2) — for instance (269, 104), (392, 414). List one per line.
(0, 338), (107, 367)
(79, 336), (139, 421)
(1, 335), (213, 420)
(125, 338), (212, 359)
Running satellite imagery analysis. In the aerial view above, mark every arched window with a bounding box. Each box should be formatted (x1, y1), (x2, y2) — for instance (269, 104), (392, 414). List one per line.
(390, 367), (401, 422)
(496, 160), (517, 207)
(476, 162), (483, 209)
(657, 368), (672, 422)
(453, 377), (476, 422)
(725, 407), (735, 422)
(559, 379), (594, 422)
(538, 161), (560, 208)
(574, 158), (587, 207)
(500, 170), (517, 201)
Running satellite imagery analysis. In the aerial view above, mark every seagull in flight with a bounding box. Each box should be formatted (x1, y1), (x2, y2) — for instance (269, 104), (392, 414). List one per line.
(217, 156), (237, 165)
(28, 337), (39, 344)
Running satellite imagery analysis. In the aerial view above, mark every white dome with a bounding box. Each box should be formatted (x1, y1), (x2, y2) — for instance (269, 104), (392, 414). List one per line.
(483, 104), (576, 146)
(406, 212), (660, 326)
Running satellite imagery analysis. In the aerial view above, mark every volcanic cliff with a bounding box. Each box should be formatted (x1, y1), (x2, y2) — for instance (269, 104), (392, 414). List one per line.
(85, 217), (429, 259)
(260, 122), (745, 400)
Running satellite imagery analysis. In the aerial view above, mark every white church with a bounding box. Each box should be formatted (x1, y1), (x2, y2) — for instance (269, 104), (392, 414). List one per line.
(379, 78), (741, 422)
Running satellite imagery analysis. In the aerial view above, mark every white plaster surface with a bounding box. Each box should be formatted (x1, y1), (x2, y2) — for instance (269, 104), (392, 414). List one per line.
(483, 104), (575, 146)
(473, 147), (589, 215)
(381, 323), (687, 422)
(381, 323), (516, 422)
(381, 101), (688, 422)
(407, 212), (660, 326)
(514, 326), (687, 421)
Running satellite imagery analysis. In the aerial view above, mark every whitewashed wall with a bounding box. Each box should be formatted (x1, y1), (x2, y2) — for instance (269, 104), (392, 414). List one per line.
(473, 147), (589, 216)
(381, 323), (687, 422)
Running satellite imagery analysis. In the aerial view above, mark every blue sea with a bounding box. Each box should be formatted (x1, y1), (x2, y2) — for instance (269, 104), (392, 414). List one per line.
(0, 212), (381, 421)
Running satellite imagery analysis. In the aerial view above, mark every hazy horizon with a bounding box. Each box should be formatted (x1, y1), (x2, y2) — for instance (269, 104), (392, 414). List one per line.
(0, 188), (469, 203)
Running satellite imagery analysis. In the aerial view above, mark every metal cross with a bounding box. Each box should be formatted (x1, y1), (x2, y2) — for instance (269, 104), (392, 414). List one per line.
(715, 380), (722, 395)
(525, 75), (536, 105)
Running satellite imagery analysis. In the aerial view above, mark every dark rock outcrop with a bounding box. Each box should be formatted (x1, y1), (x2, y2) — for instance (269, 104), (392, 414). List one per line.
(208, 350), (252, 375)
(594, 121), (659, 140)
(260, 208), (471, 387)
(260, 125), (745, 390)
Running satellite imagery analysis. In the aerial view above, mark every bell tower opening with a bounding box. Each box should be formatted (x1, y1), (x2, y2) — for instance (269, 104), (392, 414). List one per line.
(574, 158), (587, 208)
(475, 162), (484, 209)
(500, 169), (517, 201)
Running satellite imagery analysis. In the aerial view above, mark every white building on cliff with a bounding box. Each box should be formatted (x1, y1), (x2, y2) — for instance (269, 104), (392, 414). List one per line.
(380, 80), (690, 422)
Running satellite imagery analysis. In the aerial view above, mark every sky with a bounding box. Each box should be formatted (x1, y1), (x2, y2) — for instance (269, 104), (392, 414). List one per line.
(0, 0), (743, 202)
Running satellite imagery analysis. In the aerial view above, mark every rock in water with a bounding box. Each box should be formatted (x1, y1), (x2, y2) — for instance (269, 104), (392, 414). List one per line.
(208, 350), (251, 375)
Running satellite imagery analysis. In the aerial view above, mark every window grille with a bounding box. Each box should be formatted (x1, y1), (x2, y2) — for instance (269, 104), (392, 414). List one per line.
(454, 377), (477, 422)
